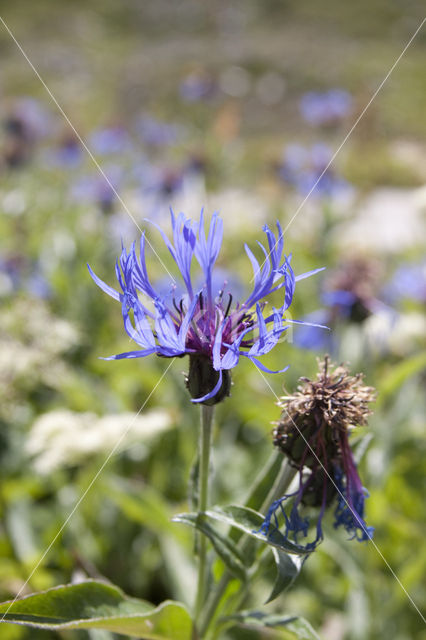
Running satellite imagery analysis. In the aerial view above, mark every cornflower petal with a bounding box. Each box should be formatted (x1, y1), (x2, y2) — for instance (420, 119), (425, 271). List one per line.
(87, 264), (120, 301)
(195, 210), (223, 306)
(191, 369), (223, 404)
(244, 244), (262, 293)
(90, 211), (323, 405)
(264, 221), (284, 279)
(244, 355), (289, 374)
(295, 267), (326, 282)
(146, 210), (196, 297)
(115, 254), (126, 293)
(132, 302), (156, 348)
(130, 234), (159, 301)
(275, 317), (330, 330)
(244, 223), (289, 308)
(247, 306), (285, 358)
(171, 210), (196, 297)
(101, 348), (158, 360)
(154, 299), (185, 355)
(177, 293), (199, 344)
(217, 325), (250, 370)
(212, 317), (225, 370)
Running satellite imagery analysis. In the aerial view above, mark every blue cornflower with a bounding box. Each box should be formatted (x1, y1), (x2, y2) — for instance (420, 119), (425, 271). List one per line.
(179, 70), (217, 103)
(136, 116), (183, 148)
(277, 143), (351, 198)
(71, 166), (122, 214)
(299, 89), (353, 127)
(383, 261), (426, 305)
(261, 357), (375, 549)
(294, 257), (386, 353)
(89, 125), (133, 156)
(88, 210), (323, 404)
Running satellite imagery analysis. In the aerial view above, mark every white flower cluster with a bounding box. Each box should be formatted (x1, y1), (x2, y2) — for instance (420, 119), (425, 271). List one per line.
(337, 187), (426, 253)
(26, 408), (173, 474)
(0, 298), (79, 419)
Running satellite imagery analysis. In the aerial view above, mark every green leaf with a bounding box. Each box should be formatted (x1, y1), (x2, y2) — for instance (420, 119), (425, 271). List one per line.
(378, 351), (426, 404)
(205, 506), (310, 555)
(172, 512), (247, 581)
(266, 550), (303, 603)
(105, 478), (172, 535)
(225, 610), (321, 640)
(0, 580), (192, 639)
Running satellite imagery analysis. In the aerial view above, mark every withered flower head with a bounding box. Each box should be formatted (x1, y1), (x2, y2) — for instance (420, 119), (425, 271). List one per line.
(262, 356), (376, 550)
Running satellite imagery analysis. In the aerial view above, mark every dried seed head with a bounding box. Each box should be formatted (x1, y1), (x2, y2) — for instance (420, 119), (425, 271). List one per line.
(274, 355), (376, 468)
(261, 357), (376, 549)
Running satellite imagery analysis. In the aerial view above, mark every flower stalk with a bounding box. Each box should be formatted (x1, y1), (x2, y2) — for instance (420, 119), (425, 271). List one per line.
(199, 456), (296, 638)
(194, 404), (214, 629)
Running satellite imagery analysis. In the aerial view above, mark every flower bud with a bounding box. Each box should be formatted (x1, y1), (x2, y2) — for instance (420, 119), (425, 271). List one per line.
(186, 354), (231, 406)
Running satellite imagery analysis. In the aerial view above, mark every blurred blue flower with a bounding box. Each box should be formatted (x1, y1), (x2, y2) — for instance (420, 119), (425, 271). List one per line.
(137, 116), (184, 148)
(0, 254), (23, 292)
(278, 143), (351, 198)
(0, 253), (51, 299)
(47, 132), (82, 168)
(89, 210), (324, 403)
(300, 89), (353, 127)
(383, 261), (426, 305)
(70, 166), (122, 213)
(261, 357), (375, 550)
(9, 97), (51, 141)
(293, 310), (333, 352)
(179, 70), (217, 102)
(294, 257), (385, 352)
(89, 125), (133, 155)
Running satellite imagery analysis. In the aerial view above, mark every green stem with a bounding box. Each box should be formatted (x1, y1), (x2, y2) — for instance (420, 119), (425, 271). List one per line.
(258, 455), (296, 515)
(194, 404), (214, 631)
(200, 456), (296, 639)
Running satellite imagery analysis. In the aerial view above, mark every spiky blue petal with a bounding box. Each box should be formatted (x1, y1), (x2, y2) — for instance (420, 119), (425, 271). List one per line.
(89, 210), (322, 404)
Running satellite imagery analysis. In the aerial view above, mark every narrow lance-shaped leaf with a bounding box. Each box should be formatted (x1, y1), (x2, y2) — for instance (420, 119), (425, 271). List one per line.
(266, 549), (304, 604)
(205, 505), (310, 556)
(172, 512), (248, 581)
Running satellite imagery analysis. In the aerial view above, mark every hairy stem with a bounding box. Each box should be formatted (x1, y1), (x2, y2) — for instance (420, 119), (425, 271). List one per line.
(194, 404), (214, 633)
(200, 456), (296, 638)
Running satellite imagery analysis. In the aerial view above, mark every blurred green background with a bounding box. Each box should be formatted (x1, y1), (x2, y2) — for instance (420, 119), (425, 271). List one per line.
(0, 1), (425, 639)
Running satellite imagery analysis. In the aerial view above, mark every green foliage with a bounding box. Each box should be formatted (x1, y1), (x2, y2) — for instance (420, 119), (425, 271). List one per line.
(266, 551), (304, 604)
(202, 506), (310, 556)
(0, 581), (192, 639)
(0, 2), (425, 639)
(172, 513), (248, 581)
(223, 610), (321, 639)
